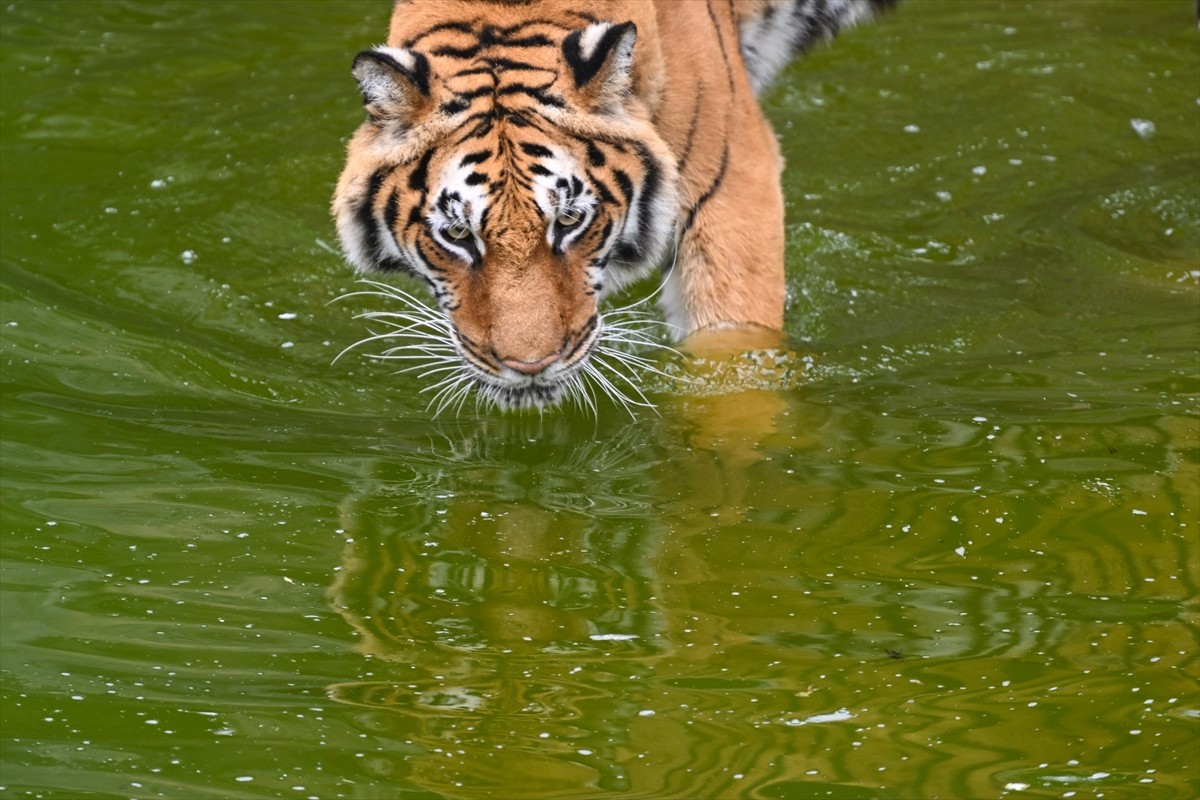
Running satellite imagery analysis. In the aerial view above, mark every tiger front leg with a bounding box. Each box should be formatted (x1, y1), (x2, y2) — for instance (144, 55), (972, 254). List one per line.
(660, 109), (787, 338)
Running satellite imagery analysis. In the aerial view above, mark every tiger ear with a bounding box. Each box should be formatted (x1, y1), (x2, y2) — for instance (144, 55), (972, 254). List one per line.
(351, 46), (431, 124)
(562, 21), (638, 111)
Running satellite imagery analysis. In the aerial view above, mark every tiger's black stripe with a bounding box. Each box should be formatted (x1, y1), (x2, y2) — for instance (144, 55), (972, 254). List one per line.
(680, 141), (729, 237)
(705, 0), (737, 91)
(357, 165), (399, 267)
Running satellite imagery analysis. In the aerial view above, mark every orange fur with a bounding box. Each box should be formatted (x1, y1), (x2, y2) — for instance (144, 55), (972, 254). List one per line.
(333, 0), (889, 409)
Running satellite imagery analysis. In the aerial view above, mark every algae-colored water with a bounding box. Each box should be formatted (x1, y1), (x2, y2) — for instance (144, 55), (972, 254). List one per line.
(2, 1), (1197, 798)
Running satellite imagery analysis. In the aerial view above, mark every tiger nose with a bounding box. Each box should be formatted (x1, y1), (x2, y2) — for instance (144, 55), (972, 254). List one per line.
(500, 353), (561, 375)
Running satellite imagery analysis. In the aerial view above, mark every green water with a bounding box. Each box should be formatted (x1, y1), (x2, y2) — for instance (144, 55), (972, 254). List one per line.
(1, 1), (1197, 798)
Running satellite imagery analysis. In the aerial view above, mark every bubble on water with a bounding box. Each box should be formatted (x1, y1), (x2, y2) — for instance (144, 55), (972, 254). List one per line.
(278, 312), (297, 320)
(180, 250), (197, 264)
(903, 124), (920, 133)
(1130, 118), (1156, 139)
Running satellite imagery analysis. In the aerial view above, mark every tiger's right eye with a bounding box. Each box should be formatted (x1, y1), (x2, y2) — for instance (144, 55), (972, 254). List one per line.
(556, 208), (583, 228)
(446, 223), (472, 240)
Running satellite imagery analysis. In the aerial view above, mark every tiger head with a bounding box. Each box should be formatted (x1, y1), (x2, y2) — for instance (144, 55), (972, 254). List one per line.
(333, 13), (680, 411)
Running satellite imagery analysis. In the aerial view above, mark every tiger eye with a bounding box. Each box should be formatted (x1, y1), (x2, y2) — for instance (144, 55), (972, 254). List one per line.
(556, 209), (583, 227)
(446, 223), (472, 240)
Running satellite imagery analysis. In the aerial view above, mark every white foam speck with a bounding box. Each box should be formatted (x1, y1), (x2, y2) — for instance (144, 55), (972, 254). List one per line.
(1130, 118), (1156, 139)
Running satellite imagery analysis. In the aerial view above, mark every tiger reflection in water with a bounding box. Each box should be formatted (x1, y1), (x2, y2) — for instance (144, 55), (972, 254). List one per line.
(322, 352), (822, 791)
(325, 419), (672, 793)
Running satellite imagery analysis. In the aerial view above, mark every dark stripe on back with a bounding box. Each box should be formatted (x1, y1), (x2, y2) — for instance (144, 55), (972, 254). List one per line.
(681, 140), (729, 235)
(678, 92), (703, 165)
(705, 0), (736, 91)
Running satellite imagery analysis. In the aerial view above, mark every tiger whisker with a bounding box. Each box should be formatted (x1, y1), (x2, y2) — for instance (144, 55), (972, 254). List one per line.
(376, 342), (457, 357)
(591, 355), (659, 410)
(581, 359), (655, 418)
(414, 362), (467, 380)
(426, 371), (475, 418)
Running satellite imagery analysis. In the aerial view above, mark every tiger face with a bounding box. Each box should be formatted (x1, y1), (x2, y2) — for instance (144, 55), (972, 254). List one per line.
(333, 16), (680, 411)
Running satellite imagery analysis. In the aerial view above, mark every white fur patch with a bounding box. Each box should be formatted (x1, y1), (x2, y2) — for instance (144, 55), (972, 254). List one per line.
(529, 147), (599, 249)
(355, 45), (418, 103)
(657, 266), (690, 339)
(426, 160), (489, 265)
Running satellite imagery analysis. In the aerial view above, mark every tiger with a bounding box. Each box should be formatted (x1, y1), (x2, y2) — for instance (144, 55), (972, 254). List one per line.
(333, 0), (894, 411)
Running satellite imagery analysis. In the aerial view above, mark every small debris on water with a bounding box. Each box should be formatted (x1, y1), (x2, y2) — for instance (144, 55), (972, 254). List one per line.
(589, 633), (638, 641)
(1130, 118), (1156, 139)
(783, 708), (855, 726)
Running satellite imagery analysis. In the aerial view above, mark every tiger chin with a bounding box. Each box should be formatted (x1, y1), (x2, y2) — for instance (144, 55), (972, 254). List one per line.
(333, 0), (893, 412)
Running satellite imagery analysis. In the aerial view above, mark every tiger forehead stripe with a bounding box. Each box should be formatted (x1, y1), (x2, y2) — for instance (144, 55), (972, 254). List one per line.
(404, 18), (577, 50)
(407, 19), (567, 64)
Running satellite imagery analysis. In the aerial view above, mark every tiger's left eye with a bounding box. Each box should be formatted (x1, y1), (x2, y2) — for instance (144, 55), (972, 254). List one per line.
(556, 208), (583, 228)
(446, 222), (472, 240)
